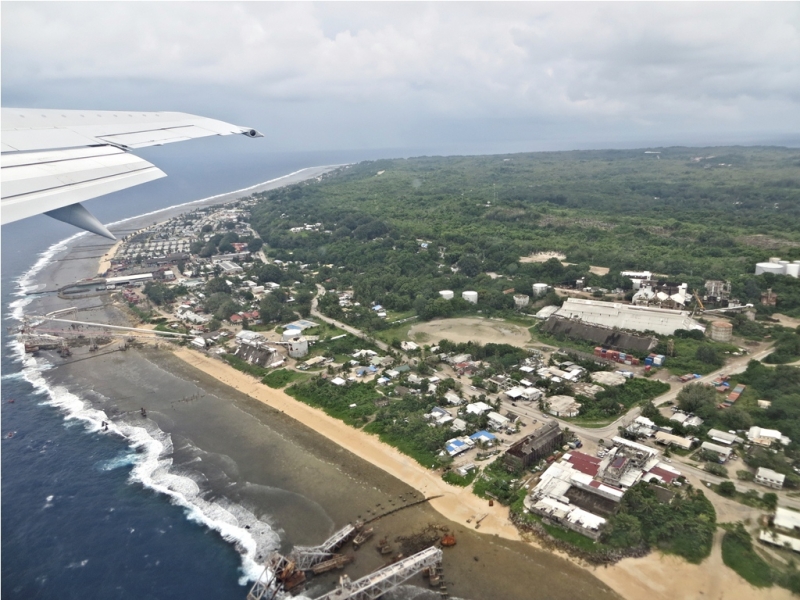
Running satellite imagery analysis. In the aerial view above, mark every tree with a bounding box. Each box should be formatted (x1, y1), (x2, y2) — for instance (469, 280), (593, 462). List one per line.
(718, 481), (736, 497)
(695, 344), (723, 366)
(458, 255), (481, 277)
(676, 383), (717, 418)
(762, 492), (778, 511)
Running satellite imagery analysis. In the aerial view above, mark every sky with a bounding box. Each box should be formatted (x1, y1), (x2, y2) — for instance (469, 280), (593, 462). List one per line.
(3, 2), (800, 155)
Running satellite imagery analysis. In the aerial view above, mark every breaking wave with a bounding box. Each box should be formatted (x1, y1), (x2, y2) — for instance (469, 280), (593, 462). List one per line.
(2, 174), (344, 586)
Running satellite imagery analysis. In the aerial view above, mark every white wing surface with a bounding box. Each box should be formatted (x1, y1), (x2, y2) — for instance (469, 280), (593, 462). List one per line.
(1, 109), (262, 238)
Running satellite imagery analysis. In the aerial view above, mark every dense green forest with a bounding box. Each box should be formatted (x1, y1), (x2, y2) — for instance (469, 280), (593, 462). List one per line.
(248, 147), (800, 323)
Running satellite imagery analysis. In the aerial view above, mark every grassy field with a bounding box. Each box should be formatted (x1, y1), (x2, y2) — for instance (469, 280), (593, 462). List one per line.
(262, 369), (308, 389)
(721, 524), (774, 588)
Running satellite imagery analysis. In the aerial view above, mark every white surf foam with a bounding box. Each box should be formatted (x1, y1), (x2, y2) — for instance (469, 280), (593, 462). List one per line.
(12, 343), (279, 585)
(5, 165), (352, 586)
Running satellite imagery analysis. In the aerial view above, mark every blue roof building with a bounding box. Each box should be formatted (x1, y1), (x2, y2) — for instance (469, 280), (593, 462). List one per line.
(470, 430), (497, 444)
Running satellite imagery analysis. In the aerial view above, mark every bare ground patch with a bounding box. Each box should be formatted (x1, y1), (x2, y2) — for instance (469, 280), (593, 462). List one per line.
(408, 317), (533, 347)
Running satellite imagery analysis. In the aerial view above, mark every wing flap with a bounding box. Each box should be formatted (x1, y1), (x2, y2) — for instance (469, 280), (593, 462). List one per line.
(1, 147), (164, 224)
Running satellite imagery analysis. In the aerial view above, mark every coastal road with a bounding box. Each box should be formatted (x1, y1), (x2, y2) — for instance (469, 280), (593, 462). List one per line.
(668, 457), (800, 512)
(499, 342), (776, 447)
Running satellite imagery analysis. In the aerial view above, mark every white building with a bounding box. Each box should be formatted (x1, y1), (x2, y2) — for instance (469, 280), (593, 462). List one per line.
(707, 429), (738, 445)
(755, 467), (785, 490)
(555, 298), (705, 336)
(444, 391), (463, 406)
(748, 426), (791, 447)
(546, 395), (582, 417)
(487, 411), (510, 429)
(701, 441), (732, 462)
(466, 401), (492, 415)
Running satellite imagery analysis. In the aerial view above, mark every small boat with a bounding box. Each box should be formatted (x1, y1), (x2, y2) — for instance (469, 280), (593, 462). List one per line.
(352, 527), (374, 549)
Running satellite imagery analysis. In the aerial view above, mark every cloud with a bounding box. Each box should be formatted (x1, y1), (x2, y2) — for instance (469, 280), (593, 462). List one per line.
(2, 2), (799, 150)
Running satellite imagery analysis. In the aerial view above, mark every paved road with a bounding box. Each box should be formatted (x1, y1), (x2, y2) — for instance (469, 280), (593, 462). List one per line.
(500, 343), (777, 446)
(307, 298), (799, 509)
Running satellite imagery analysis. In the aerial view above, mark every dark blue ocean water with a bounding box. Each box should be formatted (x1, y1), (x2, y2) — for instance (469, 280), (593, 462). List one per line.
(0, 144), (400, 599)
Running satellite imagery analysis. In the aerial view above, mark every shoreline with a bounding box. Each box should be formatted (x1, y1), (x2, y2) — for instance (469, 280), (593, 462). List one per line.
(171, 347), (793, 600)
(15, 162), (788, 600)
(171, 347), (524, 542)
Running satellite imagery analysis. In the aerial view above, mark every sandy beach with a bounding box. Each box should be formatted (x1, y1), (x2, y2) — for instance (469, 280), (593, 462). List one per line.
(172, 347), (524, 541)
(171, 346), (793, 600)
(21, 162), (787, 600)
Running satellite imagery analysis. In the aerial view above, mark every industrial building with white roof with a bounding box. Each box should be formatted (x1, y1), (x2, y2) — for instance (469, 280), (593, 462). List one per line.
(555, 297), (705, 336)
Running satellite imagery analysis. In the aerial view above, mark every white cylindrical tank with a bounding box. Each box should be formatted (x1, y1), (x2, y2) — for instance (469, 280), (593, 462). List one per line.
(513, 294), (530, 308)
(769, 257), (782, 263)
(439, 290), (454, 300)
(756, 262), (785, 275)
(532, 283), (549, 297)
(462, 291), (478, 304)
(282, 328), (302, 341)
(287, 336), (309, 358)
(786, 264), (800, 278)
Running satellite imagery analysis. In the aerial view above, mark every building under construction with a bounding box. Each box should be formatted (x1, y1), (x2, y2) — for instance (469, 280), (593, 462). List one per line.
(504, 421), (564, 471)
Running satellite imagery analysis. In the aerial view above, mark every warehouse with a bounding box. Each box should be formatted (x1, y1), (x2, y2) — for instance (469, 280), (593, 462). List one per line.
(555, 298), (705, 336)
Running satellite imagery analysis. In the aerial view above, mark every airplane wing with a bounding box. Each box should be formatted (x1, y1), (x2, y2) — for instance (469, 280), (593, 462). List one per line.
(1, 108), (262, 239)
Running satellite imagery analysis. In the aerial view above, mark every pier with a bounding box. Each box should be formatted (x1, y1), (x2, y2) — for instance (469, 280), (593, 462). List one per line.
(289, 523), (356, 570)
(315, 546), (443, 600)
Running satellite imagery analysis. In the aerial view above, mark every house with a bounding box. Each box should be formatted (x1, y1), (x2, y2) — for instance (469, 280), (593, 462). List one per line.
(445, 437), (475, 457)
(426, 407), (454, 427)
(755, 467), (785, 490)
(191, 337), (207, 349)
(466, 401), (492, 415)
(470, 430), (497, 445)
(654, 431), (694, 450)
(546, 395), (582, 418)
(487, 411), (510, 430)
(456, 463), (476, 477)
(444, 391), (463, 406)
(451, 418), (468, 432)
(700, 441), (732, 462)
(774, 508), (800, 533)
(748, 426), (791, 447)
(707, 429), (738, 445)
(331, 377), (346, 386)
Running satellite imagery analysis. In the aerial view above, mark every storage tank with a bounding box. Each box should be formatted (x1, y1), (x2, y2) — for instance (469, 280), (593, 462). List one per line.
(513, 294), (530, 308)
(462, 290), (478, 304)
(755, 262), (785, 275)
(786, 263), (800, 278)
(532, 283), (549, 297)
(286, 336), (309, 358)
(709, 321), (733, 343)
(282, 328), (302, 341)
(439, 290), (454, 300)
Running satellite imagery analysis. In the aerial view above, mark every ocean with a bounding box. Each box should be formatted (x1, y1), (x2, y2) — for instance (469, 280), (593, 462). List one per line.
(1, 142), (618, 600)
(0, 147), (383, 599)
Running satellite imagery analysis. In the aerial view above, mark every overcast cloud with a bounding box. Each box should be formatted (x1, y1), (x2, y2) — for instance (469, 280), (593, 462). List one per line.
(3, 2), (799, 153)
